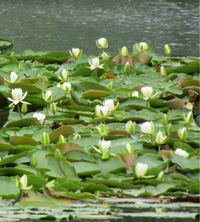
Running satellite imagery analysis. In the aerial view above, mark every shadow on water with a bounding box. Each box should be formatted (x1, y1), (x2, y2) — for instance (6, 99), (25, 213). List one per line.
(0, 0), (199, 56)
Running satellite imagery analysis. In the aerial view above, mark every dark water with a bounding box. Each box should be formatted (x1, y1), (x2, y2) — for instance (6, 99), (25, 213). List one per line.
(0, 0), (199, 56)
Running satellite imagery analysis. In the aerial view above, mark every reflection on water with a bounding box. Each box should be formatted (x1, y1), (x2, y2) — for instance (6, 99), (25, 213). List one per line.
(0, 0), (199, 56)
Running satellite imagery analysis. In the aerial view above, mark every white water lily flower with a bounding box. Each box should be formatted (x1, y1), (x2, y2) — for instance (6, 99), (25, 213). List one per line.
(140, 121), (155, 134)
(137, 42), (149, 53)
(8, 88), (29, 105)
(69, 48), (82, 58)
(96, 37), (108, 49)
(58, 69), (70, 81)
(177, 127), (188, 140)
(95, 105), (110, 118)
(57, 82), (72, 92)
(132, 91), (139, 97)
(103, 99), (115, 112)
(174, 148), (189, 158)
(141, 86), (154, 100)
(155, 131), (167, 145)
(88, 57), (103, 70)
(10, 71), (18, 83)
(135, 162), (148, 178)
(101, 51), (110, 60)
(33, 112), (46, 125)
(183, 111), (193, 125)
(98, 139), (111, 159)
(125, 120), (136, 135)
(17, 175), (32, 190)
(43, 90), (52, 102)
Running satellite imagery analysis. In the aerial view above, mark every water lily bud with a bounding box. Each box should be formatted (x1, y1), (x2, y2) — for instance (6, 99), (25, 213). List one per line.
(141, 86), (154, 100)
(18, 175), (32, 190)
(101, 51), (110, 60)
(125, 120), (136, 135)
(160, 66), (167, 76)
(135, 162), (148, 178)
(124, 62), (132, 74)
(157, 171), (164, 180)
(161, 114), (168, 125)
(140, 121), (155, 134)
(185, 102), (193, 111)
(97, 123), (108, 137)
(166, 123), (172, 136)
(132, 91), (139, 98)
(96, 37), (108, 49)
(50, 102), (57, 113)
(126, 143), (134, 154)
(54, 149), (62, 160)
(30, 156), (37, 167)
(21, 103), (28, 113)
(107, 82), (113, 90)
(174, 148), (189, 158)
(183, 111), (193, 125)
(155, 131), (167, 145)
(120, 46), (129, 56)
(164, 44), (172, 55)
(59, 69), (70, 81)
(103, 99), (115, 112)
(95, 105), (110, 118)
(178, 127), (188, 140)
(10, 71), (18, 83)
(62, 82), (72, 92)
(41, 132), (50, 146)
(137, 42), (149, 53)
(57, 135), (66, 144)
(33, 112), (46, 125)
(18, 63), (24, 71)
(43, 90), (52, 102)
(99, 139), (111, 160)
(69, 48), (82, 58)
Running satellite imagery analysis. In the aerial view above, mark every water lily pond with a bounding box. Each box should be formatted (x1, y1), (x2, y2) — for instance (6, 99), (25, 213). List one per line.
(0, 39), (199, 221)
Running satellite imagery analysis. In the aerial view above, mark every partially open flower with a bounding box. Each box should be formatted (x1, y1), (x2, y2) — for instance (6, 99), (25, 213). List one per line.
(137, 42), (149, 53)
(95, 105), (110, 118)
(33, 112), (46, 125)
(177, 127), (188, 140)
(120, 46), (129, 56)
(58, 69), (70, 81)
(174, 148), (189, 158)
(155, 131), (167, 145)
(43, 90), (52, 102)
(97, 123), (108, 137)
(98, 139), (111, 160)
(141, 86), (154, 100)
(164, 44), (172, 55)
(17, 175), (32, 190)
(140, 121), (155, 134)
(135, 162), (148, 178)
(57, 82), (72, 92)
(183, 111), (193, 125)
(125, 120), (136, 135)
(8, 88), (29, 106)
(132, 91), (139, 97)
(88, 57), (104, 70)
(69, 48), (82, 58)
(96, 37), (108, 49)
(103, 99), (115, 112)
(10, 71), (18, 83)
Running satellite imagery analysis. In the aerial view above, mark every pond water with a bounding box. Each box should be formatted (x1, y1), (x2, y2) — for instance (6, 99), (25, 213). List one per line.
(0, 0), (199, 56)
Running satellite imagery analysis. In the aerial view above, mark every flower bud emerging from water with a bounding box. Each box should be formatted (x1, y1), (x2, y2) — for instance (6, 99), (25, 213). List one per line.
(125, 120), (136, 135)
(164, 44), (172, 55)
(101, 51), (110, 60)
(126, 143), (134, 154)
(185, 102), (193, 111)
(43, 90), (52, 102)
(155, 131), (167, 145)
(141, 86), (154, 100)
(135, 162), (148, 178)
(58, 69), (70, 81)
(160, 66), (167, 76)
(174, 148), (189, 158)
(97, 123), (108, 137)
(124, 62), (132, 74)
(69, 48), (82, 58)
(50, 102), (57, 113)
(183, 111), (193, 125)
(137, 42), (149, 53)
(177, 127), (188, 141)
(99, 139), (111, 160)
(54, 149), (62, 160)
(120, 46), (129, 56)
(96, 37), (108, 49)
(17, 175), (32, 190)
(57, 135), (66, 144)
(21, 103), (28, 114)
(41, 132), (50, 146)
(157, 171), (164, 180)
(10, 71), (18, 83)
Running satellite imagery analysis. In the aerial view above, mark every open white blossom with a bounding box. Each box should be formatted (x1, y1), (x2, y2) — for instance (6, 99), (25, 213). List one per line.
(8, 88), (29, 106)
(95, 105), (110, 118)
(174, 148), (189, 158)
(103, 99), (115, 112)
(140, 121), (155, 134)
(141, 86), (154, 100)
(98, 139), (111, 159)
(88, 57), (103, 70)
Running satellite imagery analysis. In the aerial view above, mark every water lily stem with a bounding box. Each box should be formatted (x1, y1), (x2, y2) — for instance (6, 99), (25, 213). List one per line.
(17, 104), (23, 119)
(12, 189), (22, 205)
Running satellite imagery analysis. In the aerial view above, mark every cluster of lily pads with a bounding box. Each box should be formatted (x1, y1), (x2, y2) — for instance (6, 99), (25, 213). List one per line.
(0, 38), (199, 202)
